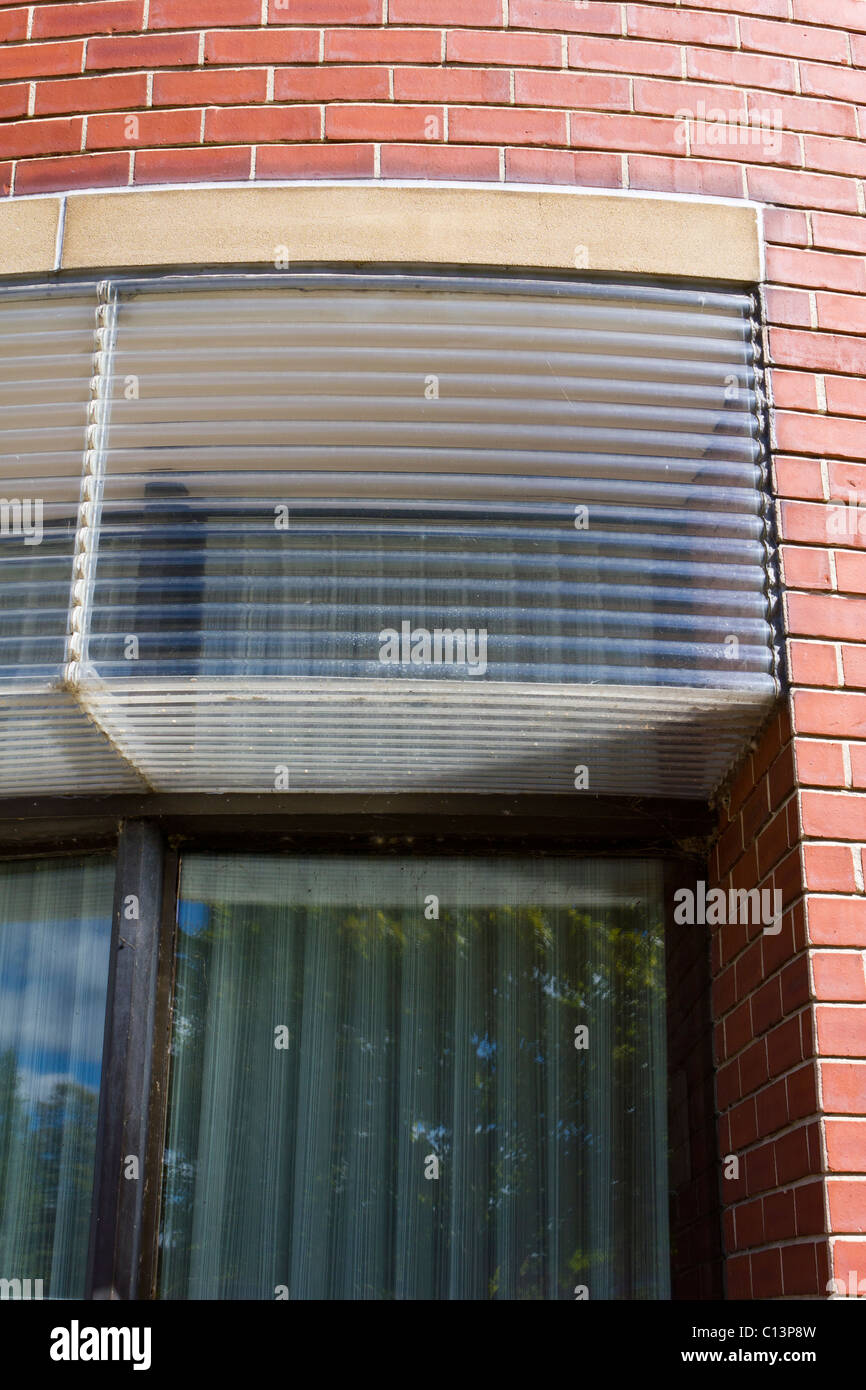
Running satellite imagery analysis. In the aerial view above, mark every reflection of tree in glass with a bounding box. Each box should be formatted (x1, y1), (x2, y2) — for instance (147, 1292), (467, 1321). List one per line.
(161, 894), (665, 1301)
(0, 1049), (98, 1296)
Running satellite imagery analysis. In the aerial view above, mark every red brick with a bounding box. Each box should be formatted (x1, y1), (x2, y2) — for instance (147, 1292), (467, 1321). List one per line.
(814, 953), (866, 1003)
(794, 739), (847, 788)
(752, 975), (784, 1035)
(774, 456), (825, 501)
(800, 63), (866, 105)
(788, 597), (866, 646)
(571, 112), (682, 157)
(393, 67), (510, 105)
(14, 150), (129, 193)
(764, 1187), (797, 1241)
(802, 791), (866, 842)
(633, 76), (740, 119)
(0, 82), (28, 119)
(449, 106), (567, 147)
(837, 554), (866, 596)
(150, 0), (259, 25)
(207, 106), (320, 144)
(389, 0), (501, 21)
(380, 143), (501, 181)
(752, 92), (857, 140)
(768, 1014), (804, 1076)
(822, 1061), (866, 1113)
(716, 1057), (741, 1110)
(748, 165), (859, 213)
(793, 0), (866, 29)
(87, 32), (198, 70)
(747, 1142), (778, 1199)
(512, 0), (618, 33)
(269, 0), (379, 17)
(763, 206), (810, 246)
(812, 212), (866, 255)
(804, 843), (857, 892)
(769, 750), (797, 813)
(816, 291), (866, 336)
(844, 647), (866, 689)
(765, 290), (813, 330)
(782, 955), (811, 1014)
(824, 375), (866, 418)
(751, 1246), (783, 1297)
(446, 29), (561, 68)
(504, 147), (622, 187)
(756, 1077), (788, 1133)
(133, 145), (250, 182)
(787, 1062), (819, 1120)
(87, 109), (201, 150)
(772, 371), (820, 412)
(741, 16), (847, 62)
(795, 1180), (825, 1236)
(757, 807), (792, 880)
(569, 35), (682, 78)
(810, 897), (866, 948)
(828, 1178), (866, 1231)
(627, 154), (743, 198)
(515, 70), (630, 111)
(275, 66), (389, 101)
(781, 1241), (822, 1296)
(726, 1252), (751, 1299)
(780, 547), (833, 590)
(32, 0), (144, 37)
(206, 29), (318, 64)
(1, 41), (84, 79)
(768, 245), (866, 292)
(742, 779), (771, 845)
(729, 1096), (759, 1150)
(833, 1240), (866, 1291)
(783, 499), (863, 547)
(325, 104), (443, 142)
(805, 135), (866, 179)
(817, 1004), (866, 1055)
(0, 5), (26, 40)
(735, 1196), (765, 1248)
(686, 46), (796, 92)
(626, 4), (736, 46)
(829, 462), (866, 502)
(153, 69), (268, 106)
(770, 328), (866, 377)
(724, 997), (752, 1056)
(256, 143), (375, 179)
(775, 1124), (812, 1184)
(0, 117), (82, 160)
(34, 73), (148, 115)
(323, 28), (441, 63)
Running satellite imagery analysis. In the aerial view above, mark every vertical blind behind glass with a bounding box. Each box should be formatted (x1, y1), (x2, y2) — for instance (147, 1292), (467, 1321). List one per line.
(160, 854), (669, 1301)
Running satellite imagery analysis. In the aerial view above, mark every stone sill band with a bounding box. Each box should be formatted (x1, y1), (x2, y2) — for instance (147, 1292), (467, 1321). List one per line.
(0, 184), (761, 282)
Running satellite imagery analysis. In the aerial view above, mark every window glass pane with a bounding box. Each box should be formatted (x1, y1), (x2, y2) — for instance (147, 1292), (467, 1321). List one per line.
(0, 855), (115, 1299)
(161, 853), (669, 1300)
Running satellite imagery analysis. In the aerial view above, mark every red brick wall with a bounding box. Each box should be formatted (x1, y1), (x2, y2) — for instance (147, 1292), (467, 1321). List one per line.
(2, 0), (866, 1300)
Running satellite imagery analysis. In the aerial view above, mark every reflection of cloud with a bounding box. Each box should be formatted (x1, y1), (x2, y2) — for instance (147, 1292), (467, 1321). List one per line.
(0, 910), (112, 1089)
(14, 1068), (90, 1105)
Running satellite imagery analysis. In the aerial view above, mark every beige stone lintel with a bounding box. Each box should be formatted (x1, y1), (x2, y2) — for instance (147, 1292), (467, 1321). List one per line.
(45, 184), (761, 281)
(0, 197), (61, 275)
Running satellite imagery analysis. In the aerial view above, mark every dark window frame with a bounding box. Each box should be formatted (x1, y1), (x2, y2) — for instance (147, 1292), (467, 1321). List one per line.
(0, 792), (717, 1301)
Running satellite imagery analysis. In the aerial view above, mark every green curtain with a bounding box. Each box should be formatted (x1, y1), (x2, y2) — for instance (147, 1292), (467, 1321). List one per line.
(0, 855), (115, 1298)
(160, 854), (669, 1301)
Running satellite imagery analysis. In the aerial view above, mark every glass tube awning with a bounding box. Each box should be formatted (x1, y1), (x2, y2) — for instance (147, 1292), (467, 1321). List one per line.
(0, 271), (779, 797)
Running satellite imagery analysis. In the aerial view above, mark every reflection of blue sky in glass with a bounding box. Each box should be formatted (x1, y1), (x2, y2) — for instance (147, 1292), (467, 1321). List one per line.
(177, 900), (209, 936)
(0, 905), (113, 1104)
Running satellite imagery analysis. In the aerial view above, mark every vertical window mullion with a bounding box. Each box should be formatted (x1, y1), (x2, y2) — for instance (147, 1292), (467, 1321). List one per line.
(86, 820), (164, 1300)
